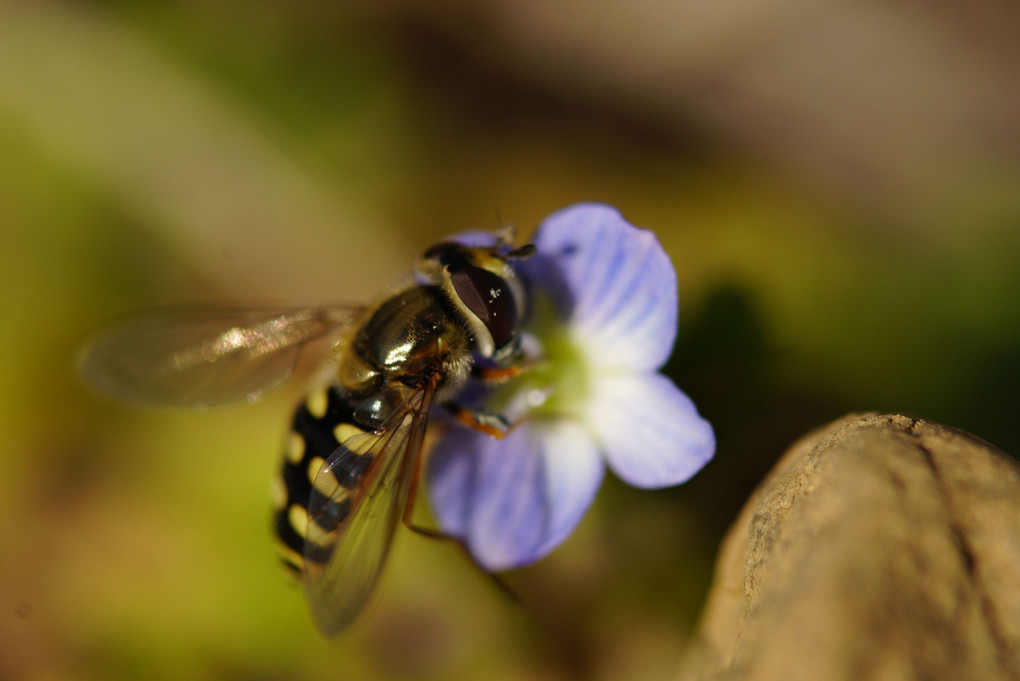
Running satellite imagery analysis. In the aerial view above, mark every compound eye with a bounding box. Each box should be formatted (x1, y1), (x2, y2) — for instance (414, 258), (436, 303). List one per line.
(451, 266), (517, 350)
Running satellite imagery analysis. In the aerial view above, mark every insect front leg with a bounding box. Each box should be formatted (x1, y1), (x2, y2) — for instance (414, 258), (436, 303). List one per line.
(444, 402), (512, 439)
(471, 363), (529, 382)
(455, 338), (543, 436)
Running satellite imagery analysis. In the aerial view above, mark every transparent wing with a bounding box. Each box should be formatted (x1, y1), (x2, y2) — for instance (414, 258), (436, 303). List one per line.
(78, 306), (362, 407)
(303, 379), (438, 636)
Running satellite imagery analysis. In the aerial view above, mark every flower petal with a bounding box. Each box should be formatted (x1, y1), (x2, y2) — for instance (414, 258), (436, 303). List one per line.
(427, 419), (604, 571)
(446, 230), (500, 248)
(586, 372), (714, 488)
(524, 203), (678, 371)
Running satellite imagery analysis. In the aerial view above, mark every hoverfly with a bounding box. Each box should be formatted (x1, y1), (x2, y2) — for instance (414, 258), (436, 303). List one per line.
(79, 231), (535, 635)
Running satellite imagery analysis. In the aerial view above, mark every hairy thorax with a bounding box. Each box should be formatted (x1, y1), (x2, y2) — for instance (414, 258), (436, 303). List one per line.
(335, 286), (474, 429)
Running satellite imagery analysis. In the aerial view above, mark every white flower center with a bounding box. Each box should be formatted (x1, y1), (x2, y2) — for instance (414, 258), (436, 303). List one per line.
(487, 293), (591, 423)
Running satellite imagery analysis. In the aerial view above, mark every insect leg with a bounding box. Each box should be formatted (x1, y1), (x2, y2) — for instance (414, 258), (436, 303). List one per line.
(401, 452), (521, 605)
(471, 364), (529, 382)
(444, 403), (511, 438)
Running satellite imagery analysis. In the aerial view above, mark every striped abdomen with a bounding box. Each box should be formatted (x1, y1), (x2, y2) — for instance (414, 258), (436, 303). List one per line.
(272, 385), (373, 580)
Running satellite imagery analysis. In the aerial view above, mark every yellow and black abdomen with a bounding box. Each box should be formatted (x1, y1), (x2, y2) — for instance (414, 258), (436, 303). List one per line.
(272, 385), (372, 580)
(271, 285), (475, 585)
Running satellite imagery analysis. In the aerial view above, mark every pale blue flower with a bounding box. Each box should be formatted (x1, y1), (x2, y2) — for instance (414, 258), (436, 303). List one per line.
(428, 203), (715, 571)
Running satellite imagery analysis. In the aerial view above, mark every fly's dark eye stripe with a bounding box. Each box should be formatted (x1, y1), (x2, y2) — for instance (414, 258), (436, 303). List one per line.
(451, 266), (517, 349)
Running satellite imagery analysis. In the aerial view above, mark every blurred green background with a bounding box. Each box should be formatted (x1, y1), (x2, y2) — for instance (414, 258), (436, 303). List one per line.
(1, 1), (1018, 679)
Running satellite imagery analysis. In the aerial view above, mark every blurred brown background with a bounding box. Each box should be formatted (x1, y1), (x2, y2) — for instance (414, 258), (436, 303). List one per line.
(1, 1), (1017, 679)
